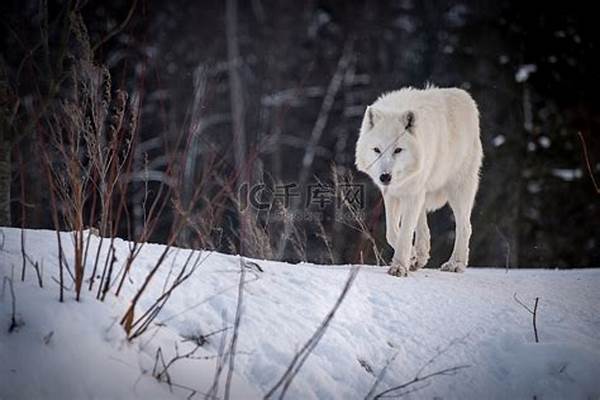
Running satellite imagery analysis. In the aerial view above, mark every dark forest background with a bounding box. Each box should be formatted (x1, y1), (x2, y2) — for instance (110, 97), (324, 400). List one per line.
(1, 0), (599, 268)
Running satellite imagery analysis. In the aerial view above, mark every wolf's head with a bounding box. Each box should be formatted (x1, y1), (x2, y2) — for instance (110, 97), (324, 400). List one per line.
(355, 107), (420, 192)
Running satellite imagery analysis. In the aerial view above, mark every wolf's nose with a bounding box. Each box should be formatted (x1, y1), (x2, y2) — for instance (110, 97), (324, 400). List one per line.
(379, 173), (392, 185)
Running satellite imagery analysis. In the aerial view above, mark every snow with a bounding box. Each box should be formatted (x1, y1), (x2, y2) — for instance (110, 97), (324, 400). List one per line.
(539, 136), (551, 148)
(552, 168), (583, 181)
(492, 134), (506, 147)
(515, 64), (537, 83)
(1, 227), (600, 399)
(0, 278), (180, 400)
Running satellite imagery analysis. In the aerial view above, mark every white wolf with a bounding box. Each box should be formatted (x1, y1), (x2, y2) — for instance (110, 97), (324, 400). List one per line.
(355, 86), (483, 277)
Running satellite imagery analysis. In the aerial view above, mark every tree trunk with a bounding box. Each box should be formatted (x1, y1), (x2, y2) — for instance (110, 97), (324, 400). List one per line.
(0, 59), (12, 227)
(0, 137), (11, 226)
(226, 0), (250, 254)
(226, 0), (246, 174)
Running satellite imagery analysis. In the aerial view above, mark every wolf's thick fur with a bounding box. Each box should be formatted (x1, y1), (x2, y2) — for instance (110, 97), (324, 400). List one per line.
(355, 87), (483, 276)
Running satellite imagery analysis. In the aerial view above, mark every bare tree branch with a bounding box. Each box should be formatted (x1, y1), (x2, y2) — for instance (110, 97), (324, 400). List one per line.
(577, 131), (600, 194)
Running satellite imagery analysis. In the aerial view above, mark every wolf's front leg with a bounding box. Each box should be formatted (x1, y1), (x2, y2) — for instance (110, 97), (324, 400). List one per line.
(383, 194), (400, 249)
(389, 193), (425, 277)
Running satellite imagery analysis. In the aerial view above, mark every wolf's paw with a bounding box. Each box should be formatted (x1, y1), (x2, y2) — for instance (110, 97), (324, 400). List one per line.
(409, 258), (426, 272)
(388, 263), (408, 277)
(409, 250), (429, 271)
(440, 260), (466, 273)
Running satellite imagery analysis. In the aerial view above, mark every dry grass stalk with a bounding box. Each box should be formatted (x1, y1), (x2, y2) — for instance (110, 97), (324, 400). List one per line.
(332, 166), (385, 266)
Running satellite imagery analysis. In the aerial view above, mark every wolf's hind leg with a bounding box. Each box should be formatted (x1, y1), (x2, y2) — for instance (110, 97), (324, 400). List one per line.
(410, 209), (430, 271)
(440, 177), (478, 273)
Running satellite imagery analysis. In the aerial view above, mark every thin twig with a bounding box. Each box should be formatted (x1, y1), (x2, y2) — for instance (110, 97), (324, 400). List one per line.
(373, 365), (470, 399)
(363, 351), (400, 400)
(152, 347), (171, 389)
(368, 336), (469, 400)
(224, 257), (247, 400)
(155, 343), (199, 383)
(150, 345), (222, 400)
(127, 250), (208, 340)
(513, 292), (540, 343)
(207, 315), (229, 399)
(92, 0), (139, 52)
(18, 146), (28, 282)
(577, 131), (600, 194)
(33, 260), (44, 288)
(265, 266), (359, 399)
(532, 297), (539, 343)
(3, 277), (20, 333)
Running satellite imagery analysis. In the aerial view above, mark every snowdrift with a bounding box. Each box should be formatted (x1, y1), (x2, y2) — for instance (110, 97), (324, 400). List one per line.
(1, 227), (599, 399)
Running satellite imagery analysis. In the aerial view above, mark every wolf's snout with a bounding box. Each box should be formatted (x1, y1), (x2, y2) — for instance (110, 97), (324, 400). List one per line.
(379, 173), (392, 185)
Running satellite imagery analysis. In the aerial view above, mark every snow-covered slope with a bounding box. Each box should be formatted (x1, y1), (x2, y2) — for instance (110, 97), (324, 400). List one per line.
(1, 227), (599, 399)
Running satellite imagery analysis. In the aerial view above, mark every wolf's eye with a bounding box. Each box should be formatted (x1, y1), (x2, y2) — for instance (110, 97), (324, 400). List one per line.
(394, 148), (403, 154)
(373, 147), (381, 154)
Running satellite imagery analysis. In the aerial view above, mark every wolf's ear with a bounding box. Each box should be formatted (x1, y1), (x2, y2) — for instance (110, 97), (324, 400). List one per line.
(365, 106), (383, 130)
(400, 110), (415, 133)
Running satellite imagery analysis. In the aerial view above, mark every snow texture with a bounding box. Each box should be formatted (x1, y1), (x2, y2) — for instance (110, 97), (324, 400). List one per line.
(1, 227), (600, 399)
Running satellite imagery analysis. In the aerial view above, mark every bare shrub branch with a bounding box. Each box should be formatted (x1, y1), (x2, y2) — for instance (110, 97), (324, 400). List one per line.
(513, 292), (540, 343)
(333, 166), (385, 266)
(2, 277), (22, 333)
(370, 337), (470, 399)
(373, 365), (470, 399)
(363, 351), (400, 400)
(265, 266), (359, 399)
(207, 316), (230, 399)
(365, 335), (469, 400)
(127, 249), (208, 340)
